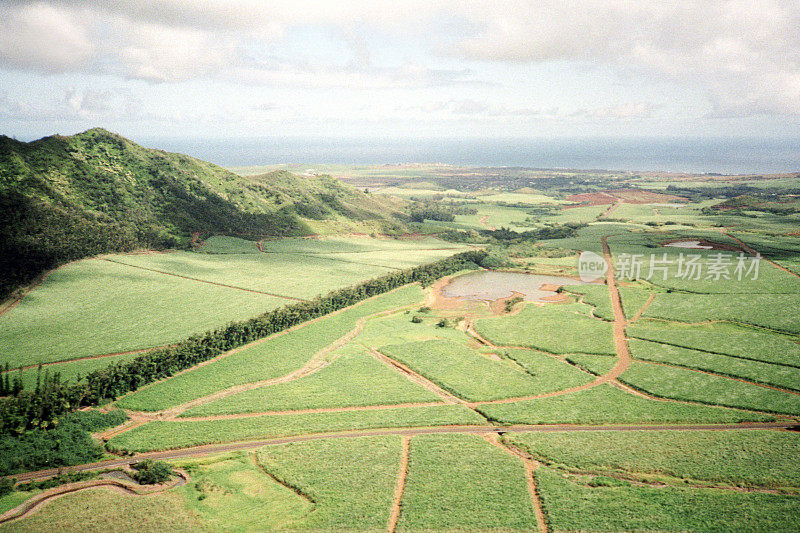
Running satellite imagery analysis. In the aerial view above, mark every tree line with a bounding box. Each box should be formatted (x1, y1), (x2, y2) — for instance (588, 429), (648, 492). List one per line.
(0, 250), (487, 434)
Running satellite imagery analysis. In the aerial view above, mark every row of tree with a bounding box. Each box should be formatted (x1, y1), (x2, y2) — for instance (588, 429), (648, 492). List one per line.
(0, 250), (487, 434)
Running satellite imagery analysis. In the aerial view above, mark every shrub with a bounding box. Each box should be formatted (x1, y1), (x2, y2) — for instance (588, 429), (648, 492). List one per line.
(131, 460), (173, 485)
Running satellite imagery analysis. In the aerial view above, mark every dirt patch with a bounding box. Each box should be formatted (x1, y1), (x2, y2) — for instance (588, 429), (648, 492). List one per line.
(660, 238), (743, 252)
(539, 284), (561, 292)
(478, 215), (496, 231)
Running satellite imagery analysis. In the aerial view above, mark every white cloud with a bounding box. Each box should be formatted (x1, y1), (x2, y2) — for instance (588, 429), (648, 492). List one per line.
(454, 0), (800, 117)
(0, 3), (94, 72)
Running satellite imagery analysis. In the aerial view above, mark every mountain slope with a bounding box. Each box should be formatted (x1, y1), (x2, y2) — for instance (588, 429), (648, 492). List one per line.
(0, 128), (407, 297)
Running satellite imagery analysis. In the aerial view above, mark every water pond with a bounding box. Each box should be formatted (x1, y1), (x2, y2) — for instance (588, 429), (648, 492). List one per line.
(441, 271), (588, 302)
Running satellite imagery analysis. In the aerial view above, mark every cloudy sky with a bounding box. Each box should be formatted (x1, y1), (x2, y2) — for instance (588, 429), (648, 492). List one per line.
(2, 0), (799, 143)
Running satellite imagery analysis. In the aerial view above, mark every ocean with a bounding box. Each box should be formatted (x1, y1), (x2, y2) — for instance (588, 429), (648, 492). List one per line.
(139, 136), (800, 175)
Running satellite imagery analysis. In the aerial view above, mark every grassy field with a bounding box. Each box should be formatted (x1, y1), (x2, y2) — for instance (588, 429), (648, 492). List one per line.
(534, 465), (800, 532)
(115, 285), (424, 411)
(474, 302), (616, 355)
(256, 435), (399, 530)
(630, 338), (800, 392)
(641, 293), (800, 333)
(0, 236), (466, 368)
(397, 434), (537, 531)
(618, 361), (800, 415)
(508, 429), (800, 487)
(180, 347), (442, 416)
(0, 488), (197, 532)
(380, 339), (556, 402)
(177, 452), (312, 531)
(107, 405), (488, 452)
(0, 258), (283, 366)
(627, 320), (800, 366)
(477, 384), (772, 425)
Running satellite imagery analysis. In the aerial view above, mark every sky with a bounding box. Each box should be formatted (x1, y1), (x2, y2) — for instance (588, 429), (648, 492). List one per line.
(1, 1), (800, 144)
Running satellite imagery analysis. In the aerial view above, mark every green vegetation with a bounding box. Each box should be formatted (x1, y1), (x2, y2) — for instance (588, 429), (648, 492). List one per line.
(618, 361), (800, 415)
(475, 302), (616, 355)
(0, 257), (285, 365)
(628, 320), (800, 367)
(107, 405), (487, 452)
(0, 487), (197, 532)
(630, 339), (800, 391)
(0, 129), (408, 298)
(398, 434), (536, 530)
(534, 465), (800, 532)
(477, 384), (771, 425)
(256, 436), (399, 530)
(380, 340), (543, 402)
(181, 348), (441, 416)
(642, 293), (800, 333)
(131, 460), (174, 485)
(178, 452), (311, 531)
(0, 410), (126, 476)
(117, 285), (424, 411)
(509, 430), (800, 487)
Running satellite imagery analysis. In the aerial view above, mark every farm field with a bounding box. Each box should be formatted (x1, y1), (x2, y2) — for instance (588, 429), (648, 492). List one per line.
(4, 164), (800, 532)
(0, 236), (466, 375)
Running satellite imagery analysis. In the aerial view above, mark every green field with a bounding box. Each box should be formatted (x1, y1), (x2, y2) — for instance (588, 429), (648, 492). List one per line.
(618, 361), (800, 415)
(508, 429), (800, 487)
(629, 338), (800, 391)
(0, 258), (284, 366)
(398, 434), (537, 531)
(534, 465), (800, 532)
(256, 436), (400, 530)
(177, 452), (312, 531)
(180, 347), (441, 416)
(381, 339), (561, 402)
(474, 302), (616, 355)
(107, 405), (487, 452)
(477, 384), (772, 425)
(115, 285), (424, 411)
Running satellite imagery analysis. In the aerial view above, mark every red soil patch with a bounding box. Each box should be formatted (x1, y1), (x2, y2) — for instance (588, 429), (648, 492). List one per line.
(566, 188), (684, 208)
(539, 284), (561, 292)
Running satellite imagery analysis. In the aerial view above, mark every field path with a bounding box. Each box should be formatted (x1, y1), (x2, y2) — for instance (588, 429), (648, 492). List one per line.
(387, 436), (411, 533)
(466, 235), (632, 407)
(124, 303), (418, 422)
(483, 433), (549, 533)
(0, 471), (188, 525)
(368, 349), (467, 405)
(12, 422), (795, 484)
(629, 292), (655, 323)
(598, 200), (621, 219)
(478, 215), (496, 231)
(724, 232), (800, 280)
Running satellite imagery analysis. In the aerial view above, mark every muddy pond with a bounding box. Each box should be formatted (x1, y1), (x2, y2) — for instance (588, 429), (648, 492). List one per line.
(441, 271), (589, 302)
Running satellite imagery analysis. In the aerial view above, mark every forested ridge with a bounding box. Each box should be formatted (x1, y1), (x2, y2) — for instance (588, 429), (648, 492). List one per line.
(0, 128), (406, 298)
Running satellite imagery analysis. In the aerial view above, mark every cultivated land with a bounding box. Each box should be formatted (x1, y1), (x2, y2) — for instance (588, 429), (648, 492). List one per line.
(3, 160), (800, 531)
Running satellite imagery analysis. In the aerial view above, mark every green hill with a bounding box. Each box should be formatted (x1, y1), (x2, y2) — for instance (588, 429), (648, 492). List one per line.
(0, 128), (407, 297)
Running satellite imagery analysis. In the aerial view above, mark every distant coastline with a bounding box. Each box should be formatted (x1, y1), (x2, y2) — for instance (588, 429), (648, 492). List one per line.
(138, 136), (800, 175)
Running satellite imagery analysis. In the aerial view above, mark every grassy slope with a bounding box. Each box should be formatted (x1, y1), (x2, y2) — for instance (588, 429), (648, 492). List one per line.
(0, 258), (283, 365)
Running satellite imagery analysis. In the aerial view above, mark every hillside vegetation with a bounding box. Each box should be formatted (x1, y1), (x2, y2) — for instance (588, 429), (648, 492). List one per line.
(0, 128), (406, 297)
